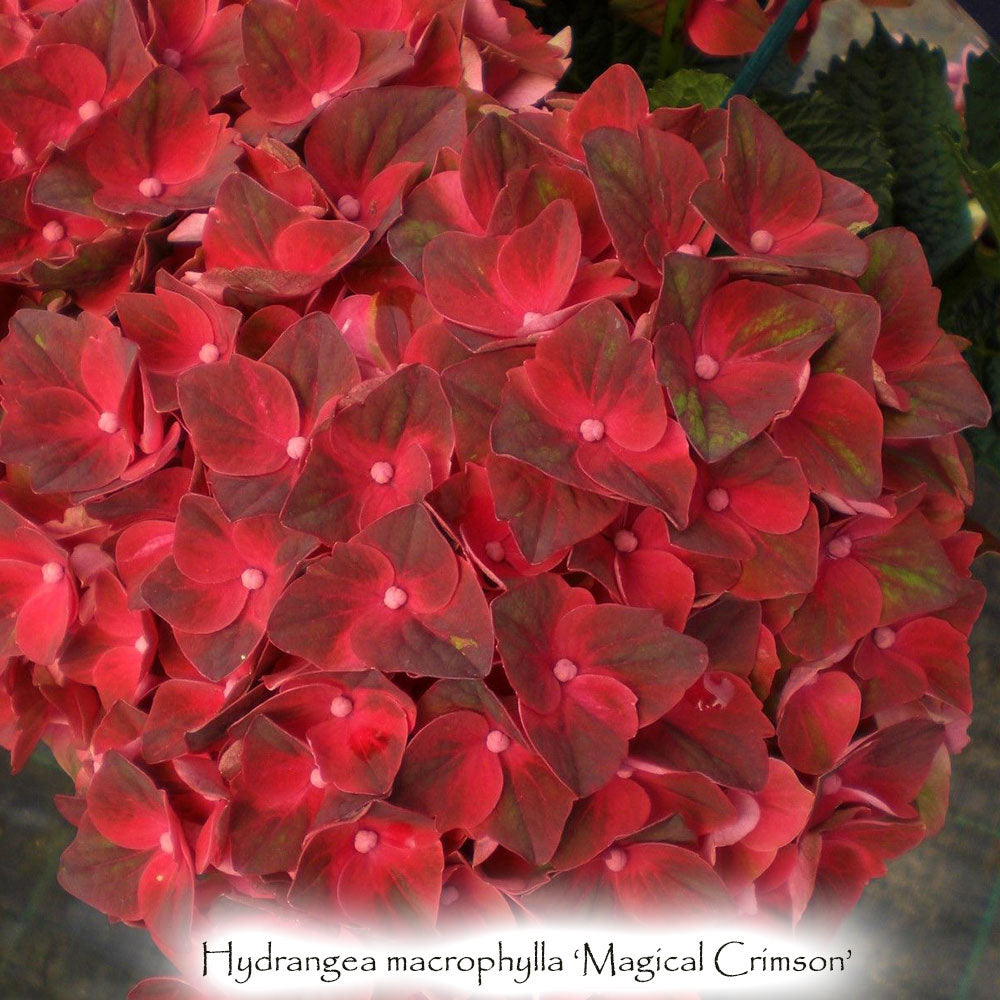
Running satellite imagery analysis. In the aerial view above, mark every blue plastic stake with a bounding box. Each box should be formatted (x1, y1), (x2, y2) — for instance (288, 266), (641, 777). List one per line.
(724, 0), (815, 105)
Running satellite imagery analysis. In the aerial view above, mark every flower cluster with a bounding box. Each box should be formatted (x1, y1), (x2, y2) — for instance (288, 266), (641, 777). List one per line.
(0, 4), (990, 997)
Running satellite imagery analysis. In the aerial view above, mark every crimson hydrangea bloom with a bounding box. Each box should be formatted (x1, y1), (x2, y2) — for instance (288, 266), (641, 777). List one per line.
(0, 43), (115, 161)
(782, 504), (962, 661)
(693, 97), (877, 275)
(180, 312), (361, 517)
(423, 199), (635, 339)
(494, 574), (707, 796)
(858, 229), (991, 438)
(192, 173), (368, 302)
(492, 300), (696, 524)
(238, 0), (365, 127)
(653, 255), (836, 462)
(290, 802), (444, 926)
(147, 0), (243, 106)
(83, 67), (239, 217)
(0, 6), (989, 981)
(0, 501), (76, 665)
(673, 434), (812, 561)
(0, 310), (179, 495)
(685, 0), (822, 60)
(59, 751), (195, 956)
(281, 363), (452, 541)
(269, 504), (494, 678)
(58, 571), (154, 709)
(583, 123), (712, 286)
(570, 506), (698, 630)
(141, 493), (316, 678)
(304, 85), (467, 241)
(117, 272), (241, 412)
(394, 677), (576, 865)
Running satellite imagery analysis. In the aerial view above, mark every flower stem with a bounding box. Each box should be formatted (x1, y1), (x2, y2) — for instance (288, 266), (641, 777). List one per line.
(724, 0), (814, 105)
(658, 0), (692, 78)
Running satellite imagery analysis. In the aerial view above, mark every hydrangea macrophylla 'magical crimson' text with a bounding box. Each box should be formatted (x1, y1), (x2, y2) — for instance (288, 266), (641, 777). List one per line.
(0, 3), (991, 995)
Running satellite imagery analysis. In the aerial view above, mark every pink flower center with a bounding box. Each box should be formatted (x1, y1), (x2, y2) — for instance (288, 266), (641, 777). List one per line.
(824, 774), (843, 794)
(286, 436), (308, 461)
(41, 561), (64, 584)
(703, 673), (735, 708)
(330, 695), (354, 718)
(311, 90), (332, 109)
(694, 354), (720, 380)
(486, 729), (510, 754)
(97, 411), (120, 434)
(77, 100), (102, 122)
(521, 311), (555, 334)
(604, 847), (627, 873)
(485, 540), (506, 562)
(162, 48), (182, 68)
(676, 243), (704, 257)
(750, 229), (775, 254)
(241, 567), (265, 590)
(354, 829), (379, 853)
(134, 635), (150, 654)
(11, 147), (29, 168)
(579, 418), (605, 442)
(309, 768), (327, 789)
(199, 343), (220, 364)
(440, 885), (460, 907)
(370, 461), (394, 484)
(873, 626), (896, 650)
(553, 658), (578, 683)
(336, 195), (362, 220)
(139, 176), (164, 198)
(706, 487), (730, 512)
(613, 529), (638, 554)
(616, 765), (634, 779)
(826, 535), (853, 560)
(383, 586), (407, 610)
(42, 221), (65, 243)
(159, 832), (174, 855)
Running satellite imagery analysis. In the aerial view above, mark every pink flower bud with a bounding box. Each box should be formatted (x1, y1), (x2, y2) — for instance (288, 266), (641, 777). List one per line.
(553, 658), (578, 683)
(331, 695), (354, 718)
(694, 354), (720, 380)
(706, 487), (730, 512)
(750, 229), (775, 253)
(97, 411), (120, 434)
(579, 418), (605, 442)
(383, 586), (407, 609)
(370, 461), (394, 484)
(354, 829), (379, 853)
(486, 730), (510, 753)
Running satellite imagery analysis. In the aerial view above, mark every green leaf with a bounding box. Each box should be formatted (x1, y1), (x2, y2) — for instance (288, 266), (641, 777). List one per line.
(964, 47), (1000, 169)
(757, 90), (893, 222)
(946, 136), (1000, 245)
(938, 248), (1000, 475)
(810, 18), (972, 278)
(648, 68), (731, 109)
